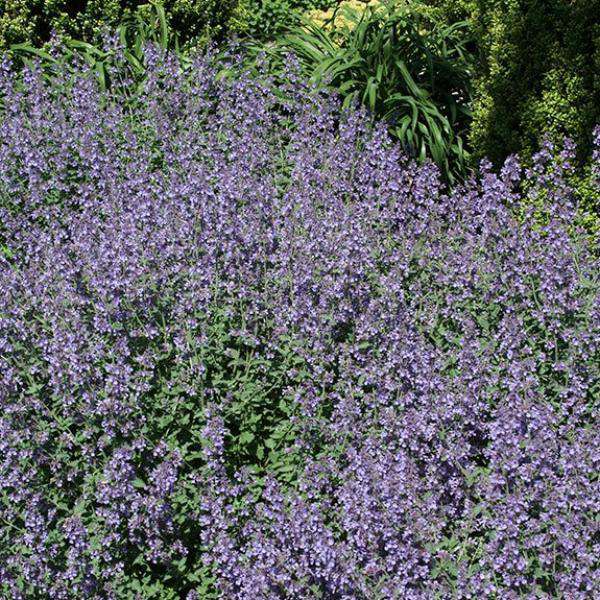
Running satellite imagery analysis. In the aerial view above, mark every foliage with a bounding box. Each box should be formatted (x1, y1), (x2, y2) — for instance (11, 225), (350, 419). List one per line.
(1, 47), (599, 598)
(0, 0), (237, 50)
(230, 0), (337, 40)
(163, 0), (237, 44)
(307, 0), (383, 31)
(246, 0), (474, 181)
(425, 0), (600, 171)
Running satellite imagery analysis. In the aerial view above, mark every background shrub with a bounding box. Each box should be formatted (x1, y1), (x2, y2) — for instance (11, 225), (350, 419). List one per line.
(426, 0), (600, 169)
(0, 48), (598, 598)
(0, 0), (237, 49)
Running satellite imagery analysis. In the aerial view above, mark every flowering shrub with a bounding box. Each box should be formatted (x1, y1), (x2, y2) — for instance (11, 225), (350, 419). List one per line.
(0, 49), (599, 598)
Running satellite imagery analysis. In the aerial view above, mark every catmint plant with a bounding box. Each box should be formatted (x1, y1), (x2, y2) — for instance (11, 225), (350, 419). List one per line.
(0, 45), (598, 599)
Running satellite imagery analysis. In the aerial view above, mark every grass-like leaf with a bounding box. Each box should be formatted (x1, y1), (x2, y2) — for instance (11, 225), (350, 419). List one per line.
(245, 0), (474, 181)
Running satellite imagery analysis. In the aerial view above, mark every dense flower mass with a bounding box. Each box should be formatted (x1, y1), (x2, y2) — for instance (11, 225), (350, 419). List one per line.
(0, 48), (599, 599)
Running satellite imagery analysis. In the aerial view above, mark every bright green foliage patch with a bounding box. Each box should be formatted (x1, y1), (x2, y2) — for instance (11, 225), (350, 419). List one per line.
(230, 0), (338, 40)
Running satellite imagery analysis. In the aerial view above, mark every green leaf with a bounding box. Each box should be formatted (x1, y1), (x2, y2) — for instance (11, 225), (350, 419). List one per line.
(239, 431), (255, 445)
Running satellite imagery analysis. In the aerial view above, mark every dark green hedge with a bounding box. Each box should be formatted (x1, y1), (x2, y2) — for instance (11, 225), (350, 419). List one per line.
(0, 0), (237, 49)
(0, 1), (340, 49)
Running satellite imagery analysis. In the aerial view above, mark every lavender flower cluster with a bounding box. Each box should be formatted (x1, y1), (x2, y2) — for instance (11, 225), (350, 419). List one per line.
(0, 48), (598, 599)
